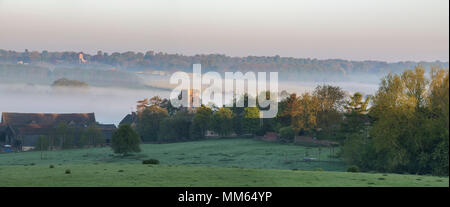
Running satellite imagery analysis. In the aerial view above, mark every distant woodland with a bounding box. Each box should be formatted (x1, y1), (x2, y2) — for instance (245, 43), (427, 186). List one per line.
(0, 63), (144, 88)
(0, 49), (448, 83)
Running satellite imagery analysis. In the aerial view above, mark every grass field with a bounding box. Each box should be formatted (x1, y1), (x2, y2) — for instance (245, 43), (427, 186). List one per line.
(0, 163), (448, 187)
(0, 138), (345, 171)
(0, 138), (448, 187)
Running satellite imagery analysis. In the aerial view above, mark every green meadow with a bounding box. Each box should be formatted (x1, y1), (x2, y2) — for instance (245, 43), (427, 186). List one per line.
(0, 138), (448, 187)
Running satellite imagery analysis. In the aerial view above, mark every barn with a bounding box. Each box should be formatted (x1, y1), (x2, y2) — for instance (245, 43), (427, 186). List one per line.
(0, 112), (116, 151)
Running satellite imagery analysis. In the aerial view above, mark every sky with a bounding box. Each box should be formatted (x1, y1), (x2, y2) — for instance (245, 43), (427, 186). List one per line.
(0, 0), (448, 62)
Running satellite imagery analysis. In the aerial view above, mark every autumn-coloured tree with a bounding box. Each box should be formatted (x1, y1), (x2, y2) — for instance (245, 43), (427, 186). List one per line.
(136, 98), (150, 113)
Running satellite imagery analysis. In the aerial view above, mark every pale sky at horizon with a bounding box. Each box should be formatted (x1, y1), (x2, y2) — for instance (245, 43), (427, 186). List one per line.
(0, 0), (448, 62)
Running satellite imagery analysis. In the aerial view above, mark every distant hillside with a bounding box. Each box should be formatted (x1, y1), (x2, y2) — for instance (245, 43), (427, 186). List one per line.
(1, 49), (448, 82)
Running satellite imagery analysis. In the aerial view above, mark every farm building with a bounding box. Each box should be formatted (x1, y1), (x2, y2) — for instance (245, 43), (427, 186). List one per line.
(97, 124), (117, 144)
(0, 112), (116, 150)
(119, 112), (138, 127)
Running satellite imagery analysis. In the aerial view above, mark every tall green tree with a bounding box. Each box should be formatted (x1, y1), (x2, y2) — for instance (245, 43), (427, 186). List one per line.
(345, 92), (371, 114)
(370, 66), (428, 172)
(337, 92), (372, 141)
(427, 67), (449, 175)
(190, 105), (213, 139)
(243, 107), (260, 134)
(111, 124), (141, 156)
(136, 105), (168, 142)
(312, 85), (346, 138)
(212, 107), (234, 136)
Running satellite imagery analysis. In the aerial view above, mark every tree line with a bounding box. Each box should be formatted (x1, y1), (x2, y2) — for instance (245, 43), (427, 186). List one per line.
(127, 65), (448, 175)
(1, 49), (447, 81)
(0, 63), (144, 88)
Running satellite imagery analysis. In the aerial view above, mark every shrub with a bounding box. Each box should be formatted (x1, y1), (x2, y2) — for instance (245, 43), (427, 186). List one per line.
(279, 126), (296, 140)
(347, 165), (360, 173)
(65, 169), (71, 174)
(142, 159), (160, 165)
(49, 165), (54, 168)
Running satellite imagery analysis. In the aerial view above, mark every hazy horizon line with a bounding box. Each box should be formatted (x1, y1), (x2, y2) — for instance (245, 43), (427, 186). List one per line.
(1, 48), (448, 64)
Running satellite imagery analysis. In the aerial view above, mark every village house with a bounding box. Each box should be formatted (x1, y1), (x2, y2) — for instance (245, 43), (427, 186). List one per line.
(119, 112), (138, 127)
(0, 112), (116, 151)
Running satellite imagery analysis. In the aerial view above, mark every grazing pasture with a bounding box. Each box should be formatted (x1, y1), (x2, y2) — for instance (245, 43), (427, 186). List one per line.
(0, 163), (447, 187)
(0, 138), (447, 187)
(0, 138), (345, 171)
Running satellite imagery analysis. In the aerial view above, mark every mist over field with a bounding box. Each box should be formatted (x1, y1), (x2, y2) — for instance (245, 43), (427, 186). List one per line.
(0, 52), (443, 125)
(0, 84), (169, 125)
(0, 76), (379, 125)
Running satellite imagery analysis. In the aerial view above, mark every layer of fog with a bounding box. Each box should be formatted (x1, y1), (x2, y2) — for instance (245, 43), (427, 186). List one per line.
(0, 84), (169, 125)
(0, 78), (378, 125)
(140, 73), (379, 95)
